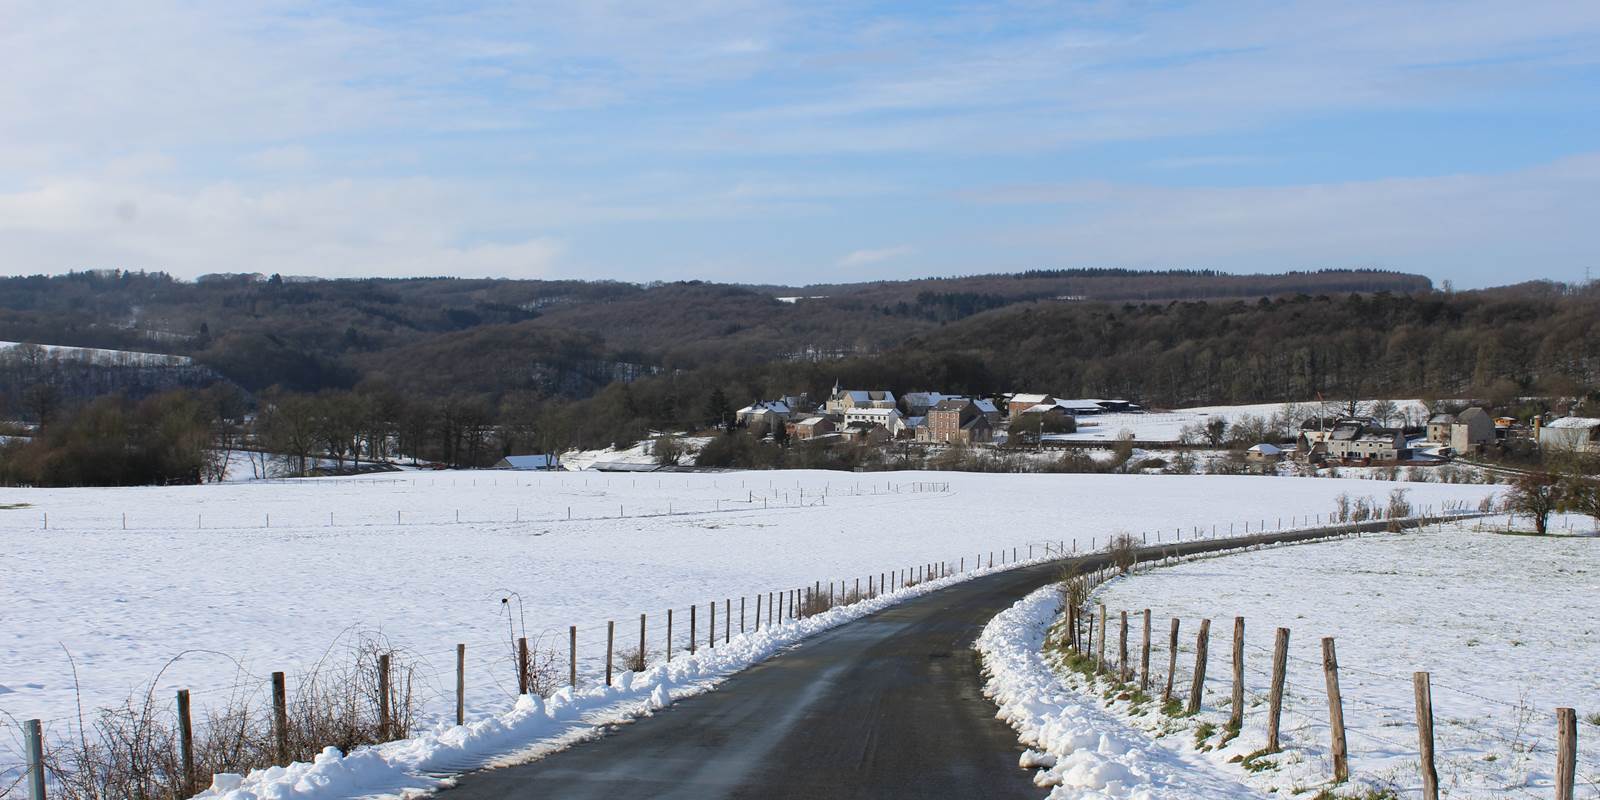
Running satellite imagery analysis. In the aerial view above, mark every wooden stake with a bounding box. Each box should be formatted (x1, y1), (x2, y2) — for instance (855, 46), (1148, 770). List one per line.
(667, 609), (674, 662)
(569, 625), (578, 688)
(1321, 636), (1349, 783)
(709, 600), (716, 648)
(378, 653), (392, 739)
(1229, 617), (1244, 730)
(1097, 604), (1108, 673)
(1414, 672), (1438, 800)
(1557, 707), (1577, 800)
(725, 598), (731, 643)
(1140, 609), (1151, 692)
(638, 614), (647, 670)
(606, 621), (615, 686)
(1267, 628), (1289, 753)
(741, 596), (746, 632)
(456, 644), (466, 725)
(272, 671), (289, 763)
(1119, 610), (1130, 681)
(690, 605), (697, 654)
(517, 637), (529, 695)
(177, 690), (195, 796)
(1187, 619), (1210, 716)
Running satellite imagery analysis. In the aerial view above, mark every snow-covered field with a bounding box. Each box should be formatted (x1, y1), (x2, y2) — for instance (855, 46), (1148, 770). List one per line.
(0, 339), (192, 367)
(0, 471), (1496, 792)
(1050, 399), (1431, 443)
(1002, 516), (1599, 798)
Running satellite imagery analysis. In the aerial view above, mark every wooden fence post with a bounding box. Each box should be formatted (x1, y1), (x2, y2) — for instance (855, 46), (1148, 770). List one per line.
(690, 605), (698, 654)
(378, 653), (392, 740)
(1414, 672), (1438, 800)
(178, 689), (195, 796)
(1096, 604), (1108, 673)
(1119, 611), (1130, 682)
(1557, 707), (1577, 800)
(1164, 618), (1180, 704)
(1322, 637), (1349, 783)
(1229, 617), (1244, 730)
(272, 671), (289, 763)
(456, 644), (466, 725)
(517, 637), (529, 695)
(667, 609), (674, 662)
(23, 718), (44, 800)
(741, 597), (746, 633)
(1267, 628), (1289, 753)
(1187, 619), (1210, 716)
(569, 625), (578, 688)
(725, 598), (731, 643)
(638, 614), (647, 669)
(606, 621), (615, 686)
(709, 601), (716, 648)
(1140, 609), (1151, 692)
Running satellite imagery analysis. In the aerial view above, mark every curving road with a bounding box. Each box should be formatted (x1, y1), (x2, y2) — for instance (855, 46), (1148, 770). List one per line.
(441, 520), (1411, 800)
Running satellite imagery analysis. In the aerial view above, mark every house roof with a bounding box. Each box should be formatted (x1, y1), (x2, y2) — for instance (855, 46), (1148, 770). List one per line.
(932, 398), (975, 412)
(499, 454), (558, 469)
(737, 400), (790, 415)
(1549, 416), (1600, 429)
(972, 399), (999, 414)
(1457, 407), (1489, 422)
(839, 389), (894, 403)
(960, 415), (991, 430)
(846, 407), (900, 419)
(1247, 443), (1282, 454)
(1428, 413), (1456, 424)
(1020, 403), (1065, 415)
(797, 416), (830, 427)
(1009, 393), (1053, 406)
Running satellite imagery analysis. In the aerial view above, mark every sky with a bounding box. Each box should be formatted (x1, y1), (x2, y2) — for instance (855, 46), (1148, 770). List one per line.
(2, 1), (1598, 289)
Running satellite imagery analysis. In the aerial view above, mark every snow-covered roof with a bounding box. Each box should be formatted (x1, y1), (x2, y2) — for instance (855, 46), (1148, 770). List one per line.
(498, 454), (558, 469)
(1548, 416), (1600, 429)
(1009, 393), (1053, 406)
(972, 399), (999, 414)
(841, 389), (894, 403)
(1020, 403), (1065, 415)
(797, 416), (830, 427)
(1247, 443), (1282, 454)
(845, 407), (900, 418)
(1428, 414), (1456, 424)
(738, 400), (790, 415)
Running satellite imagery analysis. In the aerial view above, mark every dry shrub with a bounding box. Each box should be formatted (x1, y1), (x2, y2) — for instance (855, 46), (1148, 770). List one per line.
(34, 632), (419, 800)
(1108, 532), (1140, 574)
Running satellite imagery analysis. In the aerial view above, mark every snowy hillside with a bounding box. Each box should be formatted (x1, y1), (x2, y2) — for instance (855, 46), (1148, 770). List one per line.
(1050, 399), (1432, 443)
(0, 470), (1495, 780)
(1063, 518), (1598, 797)
(0, 340), (193, 367)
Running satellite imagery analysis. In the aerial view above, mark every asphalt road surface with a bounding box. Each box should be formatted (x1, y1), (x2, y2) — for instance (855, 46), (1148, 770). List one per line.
(442, 520), (1406, 800)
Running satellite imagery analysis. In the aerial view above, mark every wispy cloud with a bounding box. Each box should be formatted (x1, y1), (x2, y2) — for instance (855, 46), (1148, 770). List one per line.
(838, 245), (914, 268)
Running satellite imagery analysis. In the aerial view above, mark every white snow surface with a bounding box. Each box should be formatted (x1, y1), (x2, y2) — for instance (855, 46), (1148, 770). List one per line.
(1083, 518), (1600, 798)
(978, 583), (1264, 798)
(1051, 399), (1430, 443)
(0, 339), (193, 367)
(0, 471), (1496, 795)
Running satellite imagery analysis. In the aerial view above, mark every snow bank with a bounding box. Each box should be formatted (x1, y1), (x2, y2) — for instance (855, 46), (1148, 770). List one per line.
(977, 584), (1263, 798)
(195, 557), (1040, 799)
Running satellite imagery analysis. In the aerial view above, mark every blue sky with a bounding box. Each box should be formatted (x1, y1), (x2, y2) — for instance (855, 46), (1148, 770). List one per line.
(2, 1), (1598, 288)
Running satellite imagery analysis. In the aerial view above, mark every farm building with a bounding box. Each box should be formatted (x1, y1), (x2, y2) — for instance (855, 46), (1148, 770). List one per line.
(494, 454), (561, 471)
(1538, 416), (1600, 453)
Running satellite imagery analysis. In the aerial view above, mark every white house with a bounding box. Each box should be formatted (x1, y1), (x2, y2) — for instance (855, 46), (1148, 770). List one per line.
(843, 407), (906, 436)
(1539, 416), (1600, 453)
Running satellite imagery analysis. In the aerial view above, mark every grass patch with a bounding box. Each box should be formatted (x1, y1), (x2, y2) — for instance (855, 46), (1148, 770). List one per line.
(1160, 697), (1184, 717)
(0, 502), (32, 510)
(1239, 748), (1278, 773)
(1193, 721), (1217, 750)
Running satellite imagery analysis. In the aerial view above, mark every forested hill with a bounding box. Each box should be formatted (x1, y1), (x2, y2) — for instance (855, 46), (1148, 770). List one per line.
(0, 268), (1428, 399)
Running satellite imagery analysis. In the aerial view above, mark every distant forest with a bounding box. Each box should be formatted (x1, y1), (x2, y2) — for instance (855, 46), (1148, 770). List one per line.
(2, 268), (1597, 479)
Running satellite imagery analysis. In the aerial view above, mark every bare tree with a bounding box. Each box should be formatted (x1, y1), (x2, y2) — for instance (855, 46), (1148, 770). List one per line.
(1506, 472), (1563, 535)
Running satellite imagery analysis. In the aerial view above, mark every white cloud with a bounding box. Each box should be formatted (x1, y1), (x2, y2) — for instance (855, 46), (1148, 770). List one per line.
(968, 153), (1600, 286)
(0, 175), (563, 279)
(837, 245), (914, 268)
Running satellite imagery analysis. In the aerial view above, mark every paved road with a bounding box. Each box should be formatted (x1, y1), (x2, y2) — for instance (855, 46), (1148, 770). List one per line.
(442, 521), (1409, 800)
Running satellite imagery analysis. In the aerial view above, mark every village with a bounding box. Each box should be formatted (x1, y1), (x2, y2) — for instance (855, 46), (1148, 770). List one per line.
(613, 382), (1600, 476)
